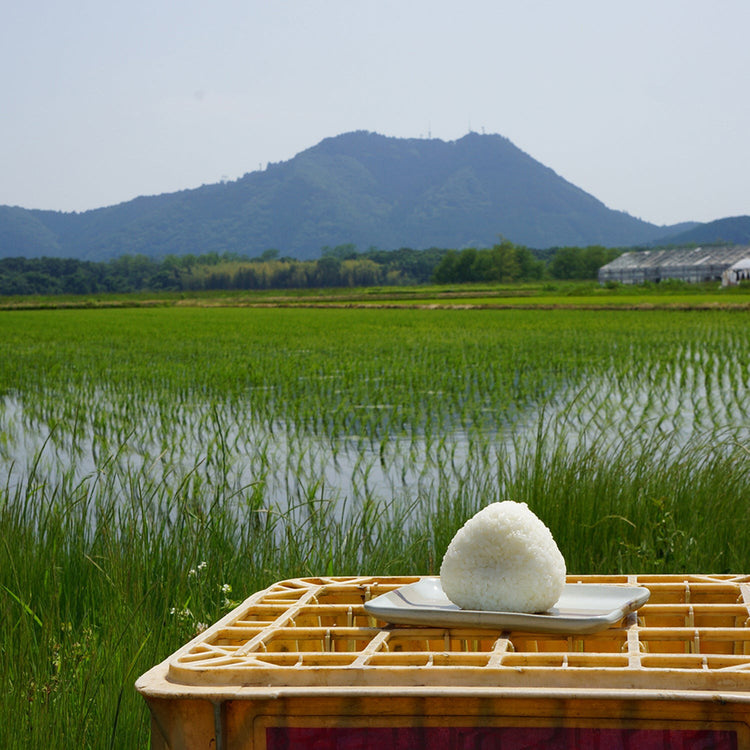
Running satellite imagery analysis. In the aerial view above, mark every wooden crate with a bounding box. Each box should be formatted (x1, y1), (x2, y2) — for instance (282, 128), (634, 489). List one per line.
(136, 574), (750, 749)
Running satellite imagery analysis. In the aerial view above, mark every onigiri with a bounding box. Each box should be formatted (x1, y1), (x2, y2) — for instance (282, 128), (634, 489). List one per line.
(439, 501), (566, 613)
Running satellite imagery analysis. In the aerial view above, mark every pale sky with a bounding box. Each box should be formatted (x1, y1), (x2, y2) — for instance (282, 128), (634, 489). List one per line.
(2, 0), (749, 226)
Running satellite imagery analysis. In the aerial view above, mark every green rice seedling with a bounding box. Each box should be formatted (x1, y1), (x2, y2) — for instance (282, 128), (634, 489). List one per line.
(0, 305), (749, 745)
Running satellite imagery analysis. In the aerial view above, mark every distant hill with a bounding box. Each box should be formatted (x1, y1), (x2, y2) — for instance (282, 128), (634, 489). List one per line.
(0, 131), (741, 261)
(649, 215), (750, 247)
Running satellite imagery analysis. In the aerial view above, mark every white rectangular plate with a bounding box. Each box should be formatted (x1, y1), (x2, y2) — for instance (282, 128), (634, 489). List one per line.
(364, 577), (650, 634)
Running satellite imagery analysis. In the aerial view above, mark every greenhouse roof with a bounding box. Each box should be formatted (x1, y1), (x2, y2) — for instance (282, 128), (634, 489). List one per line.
(604, 245), (750, 271)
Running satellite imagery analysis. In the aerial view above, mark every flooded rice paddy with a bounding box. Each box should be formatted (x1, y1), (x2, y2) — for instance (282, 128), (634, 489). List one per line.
(1, 307), (748, 521)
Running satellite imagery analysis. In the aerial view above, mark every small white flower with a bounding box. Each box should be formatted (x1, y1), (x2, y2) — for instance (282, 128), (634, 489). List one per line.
(188, 561), (207, 579)
(220, 583), (232, 595)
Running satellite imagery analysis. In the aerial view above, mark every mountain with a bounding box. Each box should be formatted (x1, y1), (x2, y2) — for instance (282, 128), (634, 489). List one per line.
(649, 215), (750, 247)
(0, 131), (736, 261)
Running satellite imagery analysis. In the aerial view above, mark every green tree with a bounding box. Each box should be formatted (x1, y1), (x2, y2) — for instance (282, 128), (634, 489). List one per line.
(433, 242), (544, 284)
(315, 256), (342, 286)
(549, 247), (584, 279)
(433, 249), (461, 283)
(550, 246), (622, 280)
(321, 243), (358, 260)
(486, 242), (521, 282)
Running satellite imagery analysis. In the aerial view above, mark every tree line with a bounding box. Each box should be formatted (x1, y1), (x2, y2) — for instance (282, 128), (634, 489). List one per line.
(0, 243), (621, 296)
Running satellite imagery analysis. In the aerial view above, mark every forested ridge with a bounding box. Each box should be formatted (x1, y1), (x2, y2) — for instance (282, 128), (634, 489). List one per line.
(0, 132), (677, 262)
(0, 243), (622, 295)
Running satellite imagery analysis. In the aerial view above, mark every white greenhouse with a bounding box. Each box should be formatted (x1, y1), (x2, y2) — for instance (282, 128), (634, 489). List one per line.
(722, 257), (750, 286)
(598, 245), (750, 286)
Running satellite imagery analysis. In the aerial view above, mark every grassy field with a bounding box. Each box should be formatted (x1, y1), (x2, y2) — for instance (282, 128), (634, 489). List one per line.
(1, 278), (749, 311)
(1, 292), (749, 746)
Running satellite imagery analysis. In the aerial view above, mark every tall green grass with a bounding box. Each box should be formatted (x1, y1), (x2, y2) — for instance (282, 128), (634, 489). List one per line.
(0, 306), (748, 746)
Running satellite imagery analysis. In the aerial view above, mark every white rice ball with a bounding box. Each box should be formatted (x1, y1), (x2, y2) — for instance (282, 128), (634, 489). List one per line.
(440, 501), (566, 613)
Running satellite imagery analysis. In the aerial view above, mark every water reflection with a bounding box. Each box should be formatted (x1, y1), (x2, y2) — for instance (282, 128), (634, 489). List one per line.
(2, 365), (748, 521)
